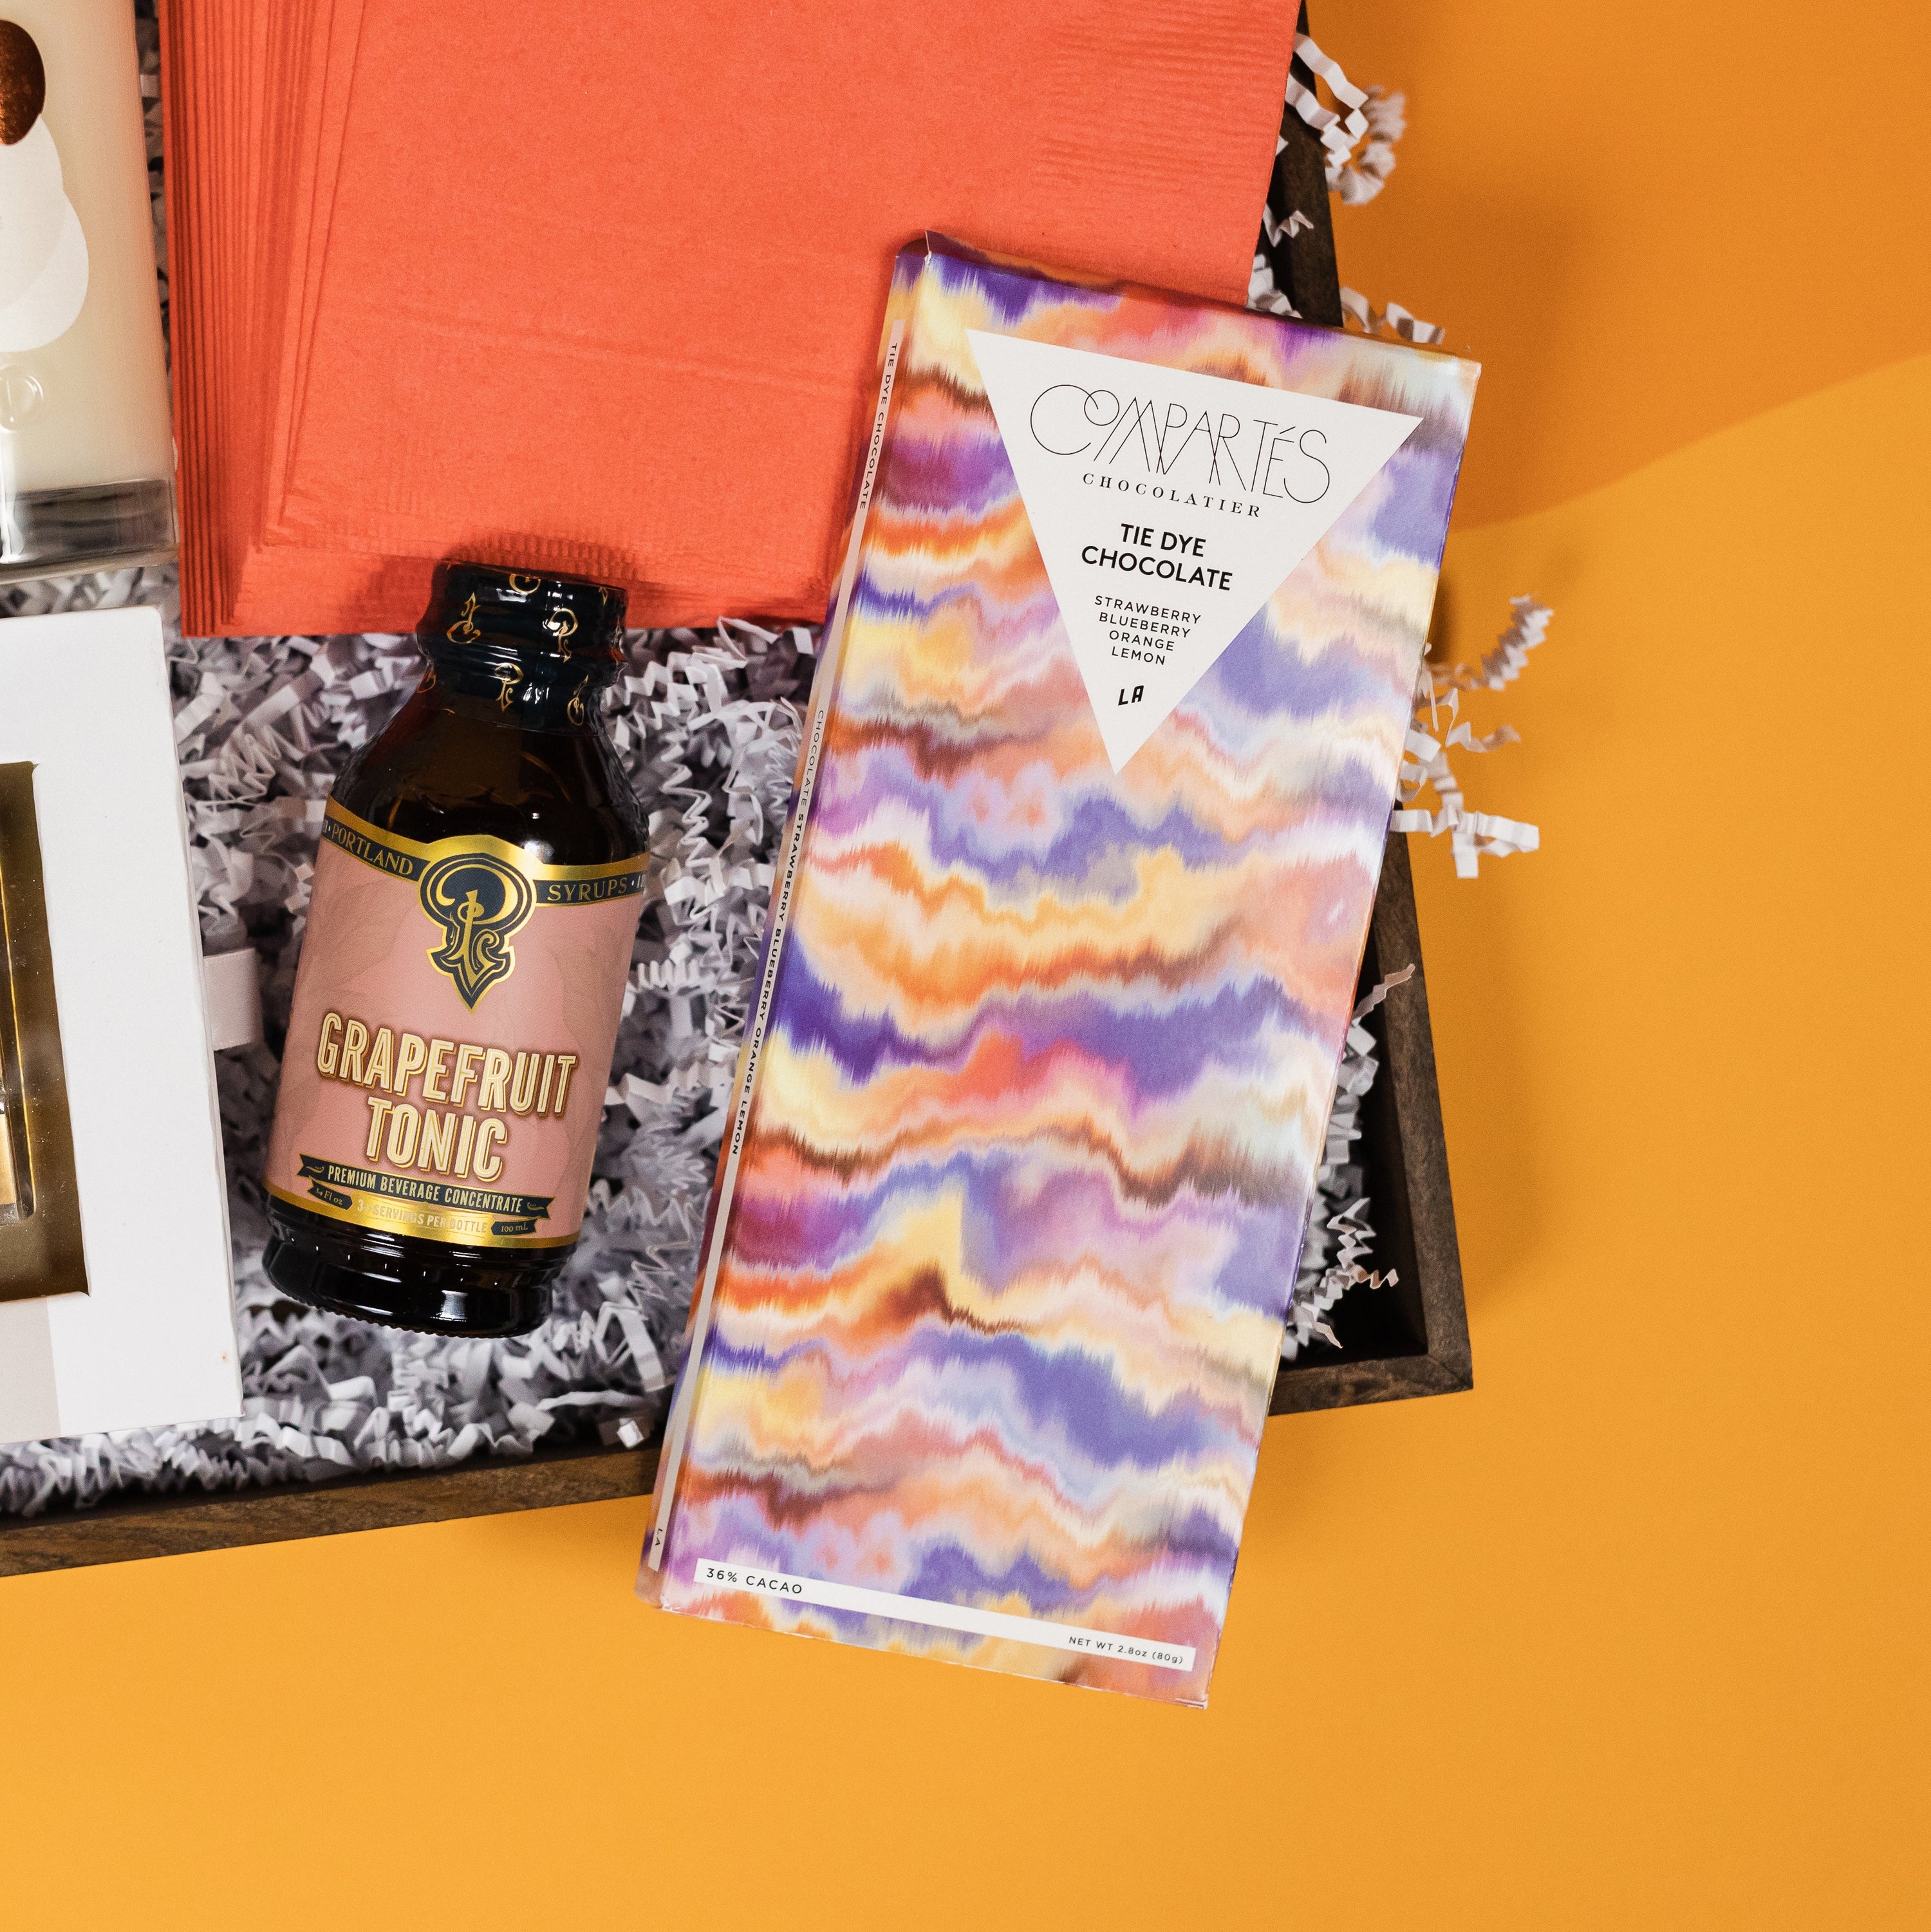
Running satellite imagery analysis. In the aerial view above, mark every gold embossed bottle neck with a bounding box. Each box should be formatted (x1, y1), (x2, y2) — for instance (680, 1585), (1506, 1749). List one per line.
(421, 560), (628, 666)
(415, 561), (632, 726)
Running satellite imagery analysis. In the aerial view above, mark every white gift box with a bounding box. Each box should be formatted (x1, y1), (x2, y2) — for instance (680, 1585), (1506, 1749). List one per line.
(0, 606), (241, 1444)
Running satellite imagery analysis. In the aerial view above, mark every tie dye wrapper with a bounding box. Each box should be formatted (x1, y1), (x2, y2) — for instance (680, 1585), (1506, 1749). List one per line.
(639, 239), (1478, 1705)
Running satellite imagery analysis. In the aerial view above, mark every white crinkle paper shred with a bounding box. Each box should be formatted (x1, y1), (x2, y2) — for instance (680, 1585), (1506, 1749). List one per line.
(1396, 597), (1551, 877)
(1283, 33), (1405, 207)
(1340, 286), (1446, 348)
(1283, 968), (1414, 1362)
(1256, 40), (1444, 351)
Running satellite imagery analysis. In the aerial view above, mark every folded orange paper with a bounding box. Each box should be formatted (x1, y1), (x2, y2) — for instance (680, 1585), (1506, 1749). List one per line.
(163, 1), (1296, 637)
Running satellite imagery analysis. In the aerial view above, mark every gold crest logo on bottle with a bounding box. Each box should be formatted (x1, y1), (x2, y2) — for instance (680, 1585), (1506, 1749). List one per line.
(419, 850), (533, 1006)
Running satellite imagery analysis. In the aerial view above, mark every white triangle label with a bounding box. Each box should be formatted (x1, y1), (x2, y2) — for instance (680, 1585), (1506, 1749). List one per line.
(969, 330), (1423, 769)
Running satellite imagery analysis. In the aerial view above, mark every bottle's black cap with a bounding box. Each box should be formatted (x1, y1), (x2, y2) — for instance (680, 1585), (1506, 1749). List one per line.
(420, 559), (628, 661)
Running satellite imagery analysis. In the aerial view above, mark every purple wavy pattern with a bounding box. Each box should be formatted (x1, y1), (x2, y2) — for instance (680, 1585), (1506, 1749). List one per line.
(644, 247), (1476, 1703)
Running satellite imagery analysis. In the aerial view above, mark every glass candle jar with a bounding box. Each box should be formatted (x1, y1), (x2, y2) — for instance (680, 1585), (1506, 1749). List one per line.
(0, 1), (174, 583)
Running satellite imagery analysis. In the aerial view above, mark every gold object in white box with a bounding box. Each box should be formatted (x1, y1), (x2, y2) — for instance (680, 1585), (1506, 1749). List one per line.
(0, 2), (174, 583)
(0, 759), (86, 1297)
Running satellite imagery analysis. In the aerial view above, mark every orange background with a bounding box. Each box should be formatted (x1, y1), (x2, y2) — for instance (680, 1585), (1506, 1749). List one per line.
(5, 3), (1926, 1924)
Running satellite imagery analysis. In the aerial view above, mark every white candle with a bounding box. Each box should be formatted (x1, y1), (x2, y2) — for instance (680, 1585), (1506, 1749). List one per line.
(0, 0), (173, 579)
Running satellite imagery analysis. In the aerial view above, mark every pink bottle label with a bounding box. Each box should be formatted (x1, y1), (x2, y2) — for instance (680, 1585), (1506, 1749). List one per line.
(264, 801), (644, 1250)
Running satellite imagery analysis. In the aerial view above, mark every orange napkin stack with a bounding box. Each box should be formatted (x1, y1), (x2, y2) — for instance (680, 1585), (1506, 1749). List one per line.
(160, 1), (1296, 639)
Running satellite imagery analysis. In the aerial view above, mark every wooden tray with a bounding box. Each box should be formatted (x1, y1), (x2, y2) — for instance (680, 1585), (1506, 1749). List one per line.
(0, 39), (1471, 1579)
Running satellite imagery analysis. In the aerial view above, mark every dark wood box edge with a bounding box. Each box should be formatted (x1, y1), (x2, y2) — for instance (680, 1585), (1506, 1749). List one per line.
(0, 1443), (658, 1576)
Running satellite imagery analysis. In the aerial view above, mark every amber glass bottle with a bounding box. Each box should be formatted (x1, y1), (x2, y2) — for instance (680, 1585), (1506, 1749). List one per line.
(261, 562), (647, 1336)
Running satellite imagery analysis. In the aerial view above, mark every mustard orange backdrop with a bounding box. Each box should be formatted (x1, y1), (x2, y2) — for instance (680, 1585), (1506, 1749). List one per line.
(4, 3), (1926, 1926)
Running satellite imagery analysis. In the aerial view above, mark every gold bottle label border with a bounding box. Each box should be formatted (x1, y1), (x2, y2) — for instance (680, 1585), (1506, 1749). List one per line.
(266, 1176), (577, 1252)
(322, 800), (648, 896)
